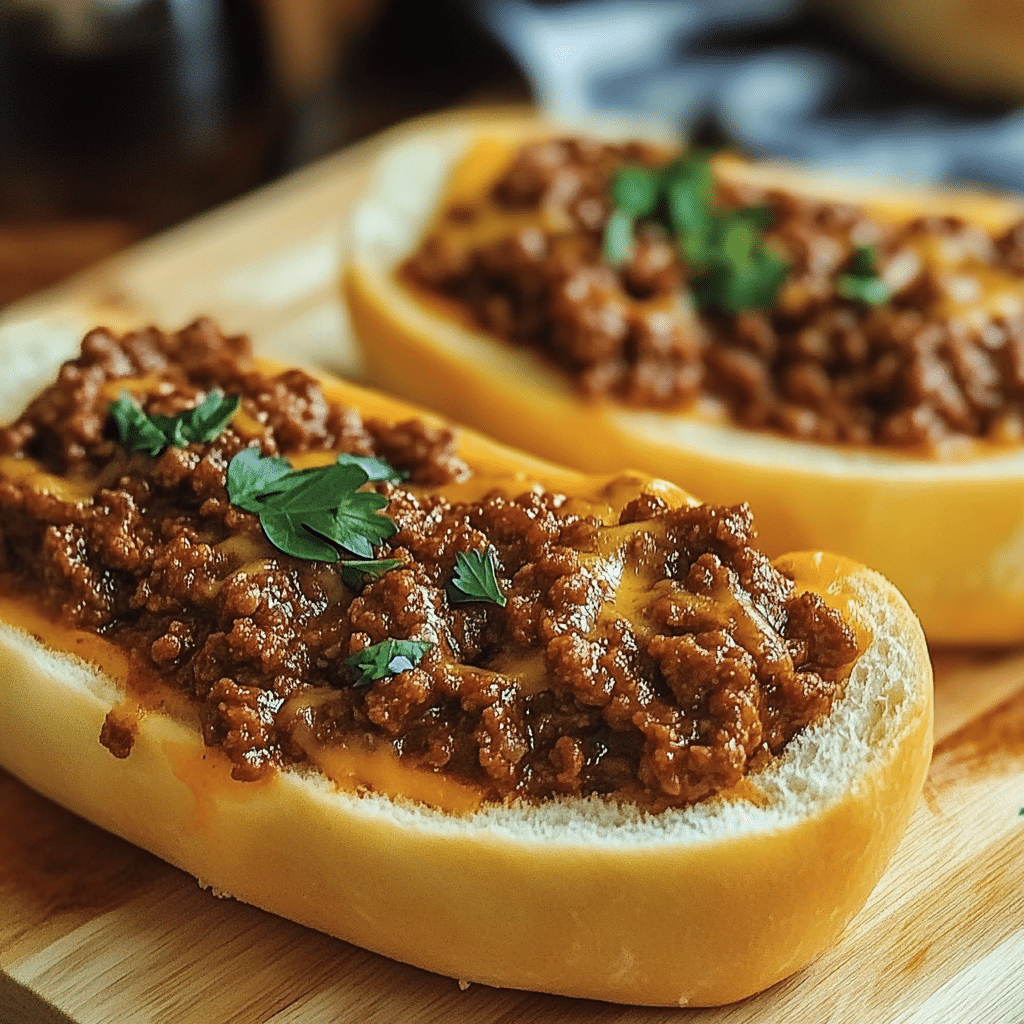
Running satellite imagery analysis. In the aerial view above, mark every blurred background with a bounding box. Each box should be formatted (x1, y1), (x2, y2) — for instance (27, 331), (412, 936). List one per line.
(1, 0), (1023, 307)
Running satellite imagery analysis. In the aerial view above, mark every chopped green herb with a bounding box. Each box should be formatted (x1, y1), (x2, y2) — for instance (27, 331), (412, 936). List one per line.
(340, 558), (403, 589)
(110, 388), (240, 456)
(835, 245), (890, 306)
(602, 207), (636, 266)
(335, 452), (408, 483)
(602, 149), (792, 314)
(226, 448), (293, 511)
(691, 235), (789, 314)
(226, 448), (398, 562)
(344, 638), (433, 686)
(848, 244), (877, 277)
(664, 151), (715, 253)
(447, 546), (507, 607)
(110, 393), (171, 456)
(611, 163), (661, 219)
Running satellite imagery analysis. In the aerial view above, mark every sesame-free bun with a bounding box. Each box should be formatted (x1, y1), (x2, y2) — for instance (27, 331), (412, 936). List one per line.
(0, 345), (932, 1006)
(342, 115), (1024, 645)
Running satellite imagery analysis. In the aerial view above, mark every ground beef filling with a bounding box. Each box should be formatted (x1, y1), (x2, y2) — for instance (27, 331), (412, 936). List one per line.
(405, 136), (1024, 450)
(0, 320), (858, 810)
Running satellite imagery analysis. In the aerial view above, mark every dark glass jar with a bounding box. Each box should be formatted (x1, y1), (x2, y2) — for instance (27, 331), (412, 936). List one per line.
(0, 0), (282, 232)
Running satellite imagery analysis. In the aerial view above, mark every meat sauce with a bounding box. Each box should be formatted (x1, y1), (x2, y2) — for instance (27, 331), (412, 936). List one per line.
(0, 320), (858, 811)
(405, 136), (1024, 451)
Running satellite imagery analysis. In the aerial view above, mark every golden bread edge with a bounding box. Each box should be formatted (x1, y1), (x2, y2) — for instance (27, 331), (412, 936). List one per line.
(342, 117), (1024, 645)
(0, 555), (932, 1006)
(0, 362), (933, 1006)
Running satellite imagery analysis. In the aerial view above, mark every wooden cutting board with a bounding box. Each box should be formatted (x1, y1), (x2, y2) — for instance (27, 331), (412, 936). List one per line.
(1, 107), (1023, 1024)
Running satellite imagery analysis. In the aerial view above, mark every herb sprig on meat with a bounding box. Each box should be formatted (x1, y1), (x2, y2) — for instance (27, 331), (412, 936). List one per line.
(603, 151), (788, 313)
(344, 638), (433, 686)
(446, 546), (507, 606)
(227, 448), (398, 563)
(835, 245), (890, 306)
(110, 389), (240, 456)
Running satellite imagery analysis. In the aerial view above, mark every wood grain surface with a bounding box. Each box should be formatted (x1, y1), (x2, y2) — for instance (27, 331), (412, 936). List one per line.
(0, 108), (1023, 1024)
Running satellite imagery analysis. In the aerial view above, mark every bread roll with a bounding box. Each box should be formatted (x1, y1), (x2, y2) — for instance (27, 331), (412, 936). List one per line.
(343, 115), (1024, 644)
(0, 325), (932, 1007)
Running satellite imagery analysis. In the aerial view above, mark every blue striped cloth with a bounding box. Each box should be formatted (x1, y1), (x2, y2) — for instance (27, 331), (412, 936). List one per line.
(475, 0), (1024, 192)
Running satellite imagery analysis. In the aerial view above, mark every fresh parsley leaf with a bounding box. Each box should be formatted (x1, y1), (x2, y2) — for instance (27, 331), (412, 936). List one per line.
(344, 638), (433, 687)
(226, 449), (398, 562)
(110, 389), (239, 456)
(734, 204), (775, 233)
(665, 152), (714, 246)
(152, 390), (240, 449)
(110, 392), (171, 456)
(693, 242), (789, 314)
(835, 245), (890, 306)
(340, 558), (404, 589)
(602, 207), (635, 266)
(722, 216), (756, 266)
(611, 163), (661, 218)
(446, 546), (507, 607)
(335, 452), (408, 483)
(226, 447), (293, 512)
(261, 513), (346, 562)
(848, 244), (877, 277)
(603, 149), (789, 313)
(300, 471), (394, 559)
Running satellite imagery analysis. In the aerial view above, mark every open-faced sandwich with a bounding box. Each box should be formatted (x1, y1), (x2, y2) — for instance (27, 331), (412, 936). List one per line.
(344, 115), (1024, 644)
(0, 319), (931, 1006)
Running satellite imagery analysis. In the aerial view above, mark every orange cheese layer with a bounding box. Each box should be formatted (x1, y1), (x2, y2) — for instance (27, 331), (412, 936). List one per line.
(0, 454), (115, 504)
(0, 591), (132, 686)
(0, 589), (485, 814)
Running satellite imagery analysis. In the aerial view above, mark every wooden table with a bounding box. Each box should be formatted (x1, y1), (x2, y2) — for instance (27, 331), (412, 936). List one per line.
(1, 108), (1023, 1024)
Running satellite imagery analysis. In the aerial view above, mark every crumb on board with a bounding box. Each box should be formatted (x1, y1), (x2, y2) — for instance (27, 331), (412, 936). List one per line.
(197, 878), (235, 900)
